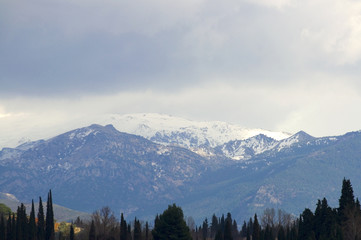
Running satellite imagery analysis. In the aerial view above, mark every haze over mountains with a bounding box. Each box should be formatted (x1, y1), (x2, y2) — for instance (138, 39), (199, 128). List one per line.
(1, 113), (361, 223)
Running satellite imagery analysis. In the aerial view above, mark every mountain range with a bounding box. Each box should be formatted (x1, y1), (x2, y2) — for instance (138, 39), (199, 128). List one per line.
(1, 113), (361, 223)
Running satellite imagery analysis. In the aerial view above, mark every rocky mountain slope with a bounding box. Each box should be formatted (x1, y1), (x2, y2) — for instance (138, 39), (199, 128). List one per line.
(1, 122), (361, 223)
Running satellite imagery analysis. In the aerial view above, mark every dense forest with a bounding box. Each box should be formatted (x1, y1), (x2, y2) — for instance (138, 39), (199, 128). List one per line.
(0, 179), (361, 240)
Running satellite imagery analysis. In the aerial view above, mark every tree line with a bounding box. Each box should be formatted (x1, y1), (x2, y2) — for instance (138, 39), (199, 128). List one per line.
(0, 190), (55, 240)
(1, 179), (361, 240)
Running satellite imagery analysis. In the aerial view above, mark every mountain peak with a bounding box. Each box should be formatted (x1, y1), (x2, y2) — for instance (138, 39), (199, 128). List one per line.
(292, 130), (314, 141)
(98, 113), (292, 149)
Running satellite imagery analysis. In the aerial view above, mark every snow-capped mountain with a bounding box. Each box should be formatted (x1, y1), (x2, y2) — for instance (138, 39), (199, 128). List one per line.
(2, 123), (361, 223)
(97, 113), (291, 149)
(215, 134), (278, 160)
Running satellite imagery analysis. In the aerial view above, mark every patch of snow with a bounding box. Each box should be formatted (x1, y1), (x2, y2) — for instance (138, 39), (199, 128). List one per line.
(277, 135), (299, 151)
(95, 113), (292, 149)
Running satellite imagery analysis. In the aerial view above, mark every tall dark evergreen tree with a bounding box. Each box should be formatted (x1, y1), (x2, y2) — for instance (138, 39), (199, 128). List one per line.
(298, 208), (315, 240)
(145, 222), (149, 240)
(240, 221), (247, 238)
(11, 214), (16, 240)
(127, 224), (131, 240)
(16, 204), (28, 240)
(28, 200), (36, 240)
(278, 226), (286, 240)
(0, 215), (5, 240)
(45, 190), (54, 240)
(6, 213), (12, 240)
(214, 230), (222, 240)
(211, 214), (218, 238)
(152, 204), (192, 240)
(37, 197), (45, 240)
(202, 218), (208, 240)
(232, 220), (238, 240)
(223, 213), (233, 240)
(252, 214), (260, 240)
(339, 178), (355, 218)
(133, 218), (141, 240)
(69, 225), (74, 240)
(89, 220), (96, 240)
(120, 213), (127, 240)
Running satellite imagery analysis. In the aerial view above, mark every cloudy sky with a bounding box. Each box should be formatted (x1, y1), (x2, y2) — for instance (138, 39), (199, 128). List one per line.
(1, 0), (361, 148)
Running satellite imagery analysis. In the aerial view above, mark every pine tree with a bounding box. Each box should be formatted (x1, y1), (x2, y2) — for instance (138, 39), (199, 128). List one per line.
(29, 200), (36, 240)
(89, 220), (96, 240)
(152, 204), (192, 240)
(37, 197), (45, 240)
(45, 190), (54, 240)
(339, 178), (355, 219)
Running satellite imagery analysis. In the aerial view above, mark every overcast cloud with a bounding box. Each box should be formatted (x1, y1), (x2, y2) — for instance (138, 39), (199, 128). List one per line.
(1, 0), (361, 148)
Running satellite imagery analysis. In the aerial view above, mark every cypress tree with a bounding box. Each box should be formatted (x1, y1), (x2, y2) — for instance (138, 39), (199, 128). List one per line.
(69, 225), (74, 240)
(214, 230), (222, 240)
(0, 215), (5, 240)
(202, 218), (208, 240)
(298, 208), (314, 240)
(240, 221), (247, 238)
(127, 224), (131, 240)
(37, 197), (45, 240)
(6, 213), (12, 240)
(211, 214), (218, 238)
(232, 220), (238, 240)
(120, 213), (127, 240)
(45, 190), (54, 240)
(133, 218), (141, 240)
(278, 226), (286, 240)
(263, 224), (271, 240)
(16, 204), (27, 240)
(145, 222), (149, 240)
(89, 220), (95, 240)
(28, 200), (36, 240)
(252, 214), (260, 240)
(224, 213), (233, 240)
(11, 214), (16, 240)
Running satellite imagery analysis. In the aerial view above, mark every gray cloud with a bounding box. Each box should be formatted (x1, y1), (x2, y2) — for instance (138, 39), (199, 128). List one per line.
(1, 0), (347, 96)
(2, 0), (361, 146)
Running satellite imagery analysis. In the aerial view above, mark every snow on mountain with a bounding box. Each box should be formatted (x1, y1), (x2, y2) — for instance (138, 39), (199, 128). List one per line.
(216, 134), (278, 160)
(97, 113), (292, 149)
(276, 131), (315, 152)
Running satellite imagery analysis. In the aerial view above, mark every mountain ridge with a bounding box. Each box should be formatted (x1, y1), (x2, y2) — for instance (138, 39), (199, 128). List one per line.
(1, 121), (361, 223)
